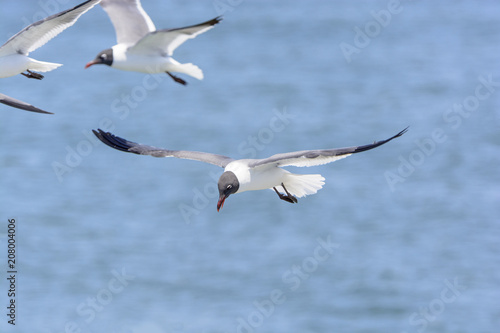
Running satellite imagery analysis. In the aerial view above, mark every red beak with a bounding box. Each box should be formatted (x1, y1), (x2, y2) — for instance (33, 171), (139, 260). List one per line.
(85, 60), (97, 69)
(217, 195), (226, 212)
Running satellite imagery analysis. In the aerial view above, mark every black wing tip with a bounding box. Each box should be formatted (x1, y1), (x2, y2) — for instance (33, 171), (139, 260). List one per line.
(0, 100), (53, 114)
(37, 110), (54, 115)
(198, 16), (223, 27)
(92, 129), (134, 153)
(157, 16), (222, 34)
(352, 126), (409, 154)
(381, 126), (409, 144)
(394, 126), (409, 138)
(26, 108), (53, 114)
(70, 0), (98, 11)
(40, 0), (98, 24)
(92, 128), (112, 146)
(27, 105), (53, 114)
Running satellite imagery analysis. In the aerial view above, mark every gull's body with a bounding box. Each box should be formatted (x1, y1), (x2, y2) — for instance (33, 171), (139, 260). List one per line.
(0, 54), (59, 79)
(85, 0), (221, 85)
(0, 0), (101, 80)
(223, 159), (324, 198)
(107, 44), (193, 75)
(0, 93), (52, 114)
(93, 128), (408, 211)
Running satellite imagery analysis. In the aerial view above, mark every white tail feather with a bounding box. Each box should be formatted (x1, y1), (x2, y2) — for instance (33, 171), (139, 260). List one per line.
(28, 59), (62, 73)
(174, 63), (203, 80)
(281, 173), (325, 198)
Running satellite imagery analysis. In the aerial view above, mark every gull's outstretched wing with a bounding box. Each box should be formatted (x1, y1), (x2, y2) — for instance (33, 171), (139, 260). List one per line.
(128, 17), (222, 56)
(250, 127), (408, 168)
(0, 0), (101, 56)
(100, 0), (155, 45)
(93, 129), (234, 168)
(0, 93), (52, 114)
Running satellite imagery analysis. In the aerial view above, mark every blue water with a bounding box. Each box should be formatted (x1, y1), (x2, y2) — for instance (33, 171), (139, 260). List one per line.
(0, 0), (499, 332)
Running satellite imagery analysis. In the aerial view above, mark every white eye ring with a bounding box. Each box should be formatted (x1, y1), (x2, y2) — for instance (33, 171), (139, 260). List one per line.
(227, 185), (232, 189)
(101, 54), (107, 60)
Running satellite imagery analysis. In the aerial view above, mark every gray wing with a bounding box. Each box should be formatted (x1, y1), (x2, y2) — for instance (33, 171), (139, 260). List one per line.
(93, 129), (234, 168)
(128, 17), (222, 56)
(249, 127), (408, 168)
(0, 93), (52, 114)
(0, 0), (101, 56)
(100, 0), (155, 45)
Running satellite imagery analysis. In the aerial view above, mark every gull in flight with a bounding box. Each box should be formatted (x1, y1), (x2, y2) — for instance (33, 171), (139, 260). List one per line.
(85, 0), (221, 85)
(0, 93), (52, 114)
(0, 0), (101, 80)
(93, 127), (408, 211)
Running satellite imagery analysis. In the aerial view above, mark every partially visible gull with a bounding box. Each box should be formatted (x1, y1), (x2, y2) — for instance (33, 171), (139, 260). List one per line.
(93, 127), (408, 211)
(0, 0), (101, 80)
(85, 0), (221, 85)
(0, 93), (52, 114)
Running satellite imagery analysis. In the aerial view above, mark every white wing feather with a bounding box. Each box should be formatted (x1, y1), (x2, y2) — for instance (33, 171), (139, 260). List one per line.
(0, 0), (101, 56)
(249, 128), (409, 168)
(93, 129), (234, 168)
(128, 17), (221, 56)
(100, 0), (155, 45)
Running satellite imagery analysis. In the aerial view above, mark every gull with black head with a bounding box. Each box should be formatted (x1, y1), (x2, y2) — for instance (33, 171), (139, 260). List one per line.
(93, 128), (408, 211)
(85, 0), (221, 85)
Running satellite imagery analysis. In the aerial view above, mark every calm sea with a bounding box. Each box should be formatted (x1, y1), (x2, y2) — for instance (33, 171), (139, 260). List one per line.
(0, 0), (499, 332)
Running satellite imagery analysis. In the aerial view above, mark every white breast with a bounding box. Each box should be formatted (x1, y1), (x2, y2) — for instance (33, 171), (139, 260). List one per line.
(111, 44), (170, 73)
(0, 54), (30, 78)
(225, 160), (288, 193)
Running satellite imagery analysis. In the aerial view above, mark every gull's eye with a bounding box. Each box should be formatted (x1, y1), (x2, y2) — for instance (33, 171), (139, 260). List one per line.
(227, 185), (232, 190)
(100, 54), (107, 60)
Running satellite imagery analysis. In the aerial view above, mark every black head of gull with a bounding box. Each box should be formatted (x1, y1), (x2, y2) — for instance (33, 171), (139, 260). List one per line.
(85, 48), (113, 68)
(217, 171), (240, 212)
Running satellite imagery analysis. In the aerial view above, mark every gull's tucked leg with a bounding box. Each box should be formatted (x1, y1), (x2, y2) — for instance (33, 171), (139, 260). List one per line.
(281, 183), (298, 203)
(166, 72), (187, 85)
(21, 70), (44, 80)
(273, 183), (298, 204)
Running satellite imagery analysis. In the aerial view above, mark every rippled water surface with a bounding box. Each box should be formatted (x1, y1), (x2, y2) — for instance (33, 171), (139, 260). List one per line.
(0, 1), (499, 332)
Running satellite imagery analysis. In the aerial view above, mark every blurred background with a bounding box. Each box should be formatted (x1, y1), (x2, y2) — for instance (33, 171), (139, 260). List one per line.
(0, 0), (499, 332)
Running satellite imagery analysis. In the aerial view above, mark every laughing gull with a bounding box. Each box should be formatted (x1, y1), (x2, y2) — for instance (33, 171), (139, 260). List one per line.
(93, 127), (408, 211)
(85, 0), (221, 85)
(0, 93), (52, 114)
(0, 0), (101, 80)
